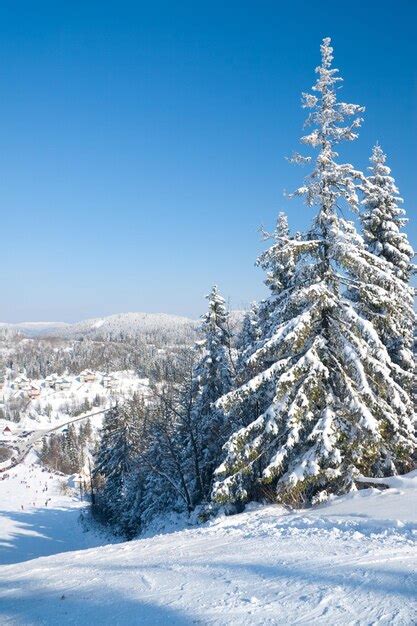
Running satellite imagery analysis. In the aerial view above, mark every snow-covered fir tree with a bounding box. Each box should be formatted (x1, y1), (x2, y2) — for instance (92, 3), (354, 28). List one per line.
(138, 355), (198, 525)
(258, 211), (294, 296)
(94, 403), (141, 530)
(236, 302), (261, 360)
(359, 144), (415, 382)
(212, 37), (416, 508)
(64, 423), (82, 473)
(185, 285), (235, 502)
(252, 210), (299, 354)
(361, 144), (414, 281)
(221, 212), (299, 440)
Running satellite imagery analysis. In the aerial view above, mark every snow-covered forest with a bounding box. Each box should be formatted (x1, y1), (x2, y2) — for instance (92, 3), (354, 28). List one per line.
(87, 38), (416, 537)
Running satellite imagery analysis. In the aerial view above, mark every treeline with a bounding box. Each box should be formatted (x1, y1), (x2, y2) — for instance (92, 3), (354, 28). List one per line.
(40, 419), (93, 475)
(44, 394), (105, 419)
(93, 37), (416, 536)
(92, 302), (234, 536)
(1, 334), (194, 381)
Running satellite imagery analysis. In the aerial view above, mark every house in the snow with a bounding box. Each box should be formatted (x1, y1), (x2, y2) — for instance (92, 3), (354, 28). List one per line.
(2, 425), (12, 436)
(12, 375), (31, 391)
(45, 374), (58, 388)
(80, 370), (96, 383)
(55, 377), (72, 391)
(28, 385), (41, 399)
(102, 374), (117, 389)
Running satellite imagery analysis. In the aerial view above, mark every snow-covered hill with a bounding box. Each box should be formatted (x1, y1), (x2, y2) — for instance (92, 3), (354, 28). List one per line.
(0, 310), (247, 342)
(60, 312), (199, 341)
(0, 312), (199, 341)
(0, 452), (416, 625)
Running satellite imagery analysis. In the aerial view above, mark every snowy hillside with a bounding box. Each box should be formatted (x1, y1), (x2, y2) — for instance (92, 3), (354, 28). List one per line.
(0, 310), (248, 342)
(0, 312), (199, 340)
(60, 312), (199, 340)
(0, 449), (416, 625)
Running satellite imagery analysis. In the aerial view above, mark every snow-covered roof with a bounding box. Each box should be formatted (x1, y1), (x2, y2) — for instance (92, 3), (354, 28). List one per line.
(14, 375), (29, 382)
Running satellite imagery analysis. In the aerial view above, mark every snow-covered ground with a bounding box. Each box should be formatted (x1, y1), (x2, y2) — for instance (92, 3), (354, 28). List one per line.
(0, 451), (416, 625)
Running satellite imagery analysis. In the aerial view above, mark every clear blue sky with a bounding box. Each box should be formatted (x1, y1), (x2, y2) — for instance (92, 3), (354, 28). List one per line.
(1, 0), (416, 322)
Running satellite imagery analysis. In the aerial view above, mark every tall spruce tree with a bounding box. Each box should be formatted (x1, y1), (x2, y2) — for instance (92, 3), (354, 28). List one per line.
(361, 144), (414, 281)
(359, 144), (415, 382)
(212, 38), (416, 508)
(94, 403), (141, 529)
(187, 285), (235, 502)
(226, 212), (298, 437)
(64, 423), (82, 473)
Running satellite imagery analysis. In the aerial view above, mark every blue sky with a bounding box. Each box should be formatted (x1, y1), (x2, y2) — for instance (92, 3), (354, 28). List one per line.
(1, 0), (416, 321)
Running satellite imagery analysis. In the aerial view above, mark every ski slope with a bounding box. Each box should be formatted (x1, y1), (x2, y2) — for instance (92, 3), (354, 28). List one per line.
(0, 454), (416, 625)
(0, 451), (107, 565)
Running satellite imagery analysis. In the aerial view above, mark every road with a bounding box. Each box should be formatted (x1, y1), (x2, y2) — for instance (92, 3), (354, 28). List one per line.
(0, 407), (111, 473)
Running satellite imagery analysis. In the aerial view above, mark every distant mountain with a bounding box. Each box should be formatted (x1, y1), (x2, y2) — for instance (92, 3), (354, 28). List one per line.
(0, 322), (71, 337)
(57, 312), (199, 342)
(0, 310), (246, 342)
(0, 313), (198, 342)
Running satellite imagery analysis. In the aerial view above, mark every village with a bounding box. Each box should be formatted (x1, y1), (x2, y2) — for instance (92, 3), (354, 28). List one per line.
(0, 368), (150, 442)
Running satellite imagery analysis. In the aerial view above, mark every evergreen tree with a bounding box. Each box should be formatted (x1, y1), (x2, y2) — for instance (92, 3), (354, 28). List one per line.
(227, 215), (299, 436)
(212, 38), (416, 508)
(236, 302), (261, 358)
(197, 285), (235, 402)
(188, 286), (235, 502)
(258, 211), (294, 297)
(235, 302), (262, 385)
(94, 403), (141, 529)
(361, 144), (414, 281)
(138, 361), (197, 526)
(84, 418), (93, 441)
(64, 423), (81, 473)
(359, 144), (415, 380)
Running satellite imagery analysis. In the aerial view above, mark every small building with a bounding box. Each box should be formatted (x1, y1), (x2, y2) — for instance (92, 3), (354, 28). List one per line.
(28, 385), (41, 399)
(81, 370), (96, 383)
(12, 375), (31, 391)
(45, 374), (58, 388)
(102, 374), (117, 389)
(2, 425), (11, 436)
(55, 378), (72, 391)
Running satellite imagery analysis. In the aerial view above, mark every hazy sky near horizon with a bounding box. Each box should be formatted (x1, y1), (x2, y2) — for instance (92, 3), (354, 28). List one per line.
(1, 1), (416, 322)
